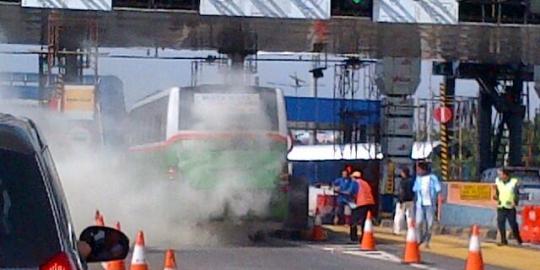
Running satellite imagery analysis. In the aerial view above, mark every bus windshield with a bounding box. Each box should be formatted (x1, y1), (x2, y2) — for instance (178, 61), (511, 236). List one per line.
(179, 87), (279, 131)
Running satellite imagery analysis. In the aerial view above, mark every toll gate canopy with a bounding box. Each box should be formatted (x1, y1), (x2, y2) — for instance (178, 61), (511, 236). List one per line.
(4, 3), (540, 64)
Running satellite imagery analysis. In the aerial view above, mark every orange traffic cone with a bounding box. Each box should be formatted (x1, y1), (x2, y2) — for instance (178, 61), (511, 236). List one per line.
(131, 231), (149, 270)
(107, 222), (126, 270)
(163, 249), (177, 270)
(360, 211), (376, 251)
(403, 221), (421, 264)
(465, 225), (484, 270)
(312, 208), (326, 241)
(95, 211), (105, 227)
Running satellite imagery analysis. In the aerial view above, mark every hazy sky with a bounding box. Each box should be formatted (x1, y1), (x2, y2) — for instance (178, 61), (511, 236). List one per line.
(0, 44), (538, 115)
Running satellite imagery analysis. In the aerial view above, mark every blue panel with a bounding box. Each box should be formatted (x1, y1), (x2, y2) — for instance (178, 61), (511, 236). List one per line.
(440, 203), (497, 228)
(0, 86), (40, 99)
(285, 97), (380, 125)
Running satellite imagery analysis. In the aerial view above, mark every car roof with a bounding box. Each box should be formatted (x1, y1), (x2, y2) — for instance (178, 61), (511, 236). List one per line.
(0, 113), (42, 154)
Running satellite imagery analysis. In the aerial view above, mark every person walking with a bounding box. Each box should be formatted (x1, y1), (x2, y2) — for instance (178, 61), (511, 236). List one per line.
(494, 168), (523, 246)
(350, 170), (375, 243)
(333, 170), (353, 225)
(413, 162), (441, 248)
(393, 167), (414, 235)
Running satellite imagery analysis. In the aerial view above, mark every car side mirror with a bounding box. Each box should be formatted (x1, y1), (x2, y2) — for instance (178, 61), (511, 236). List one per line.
(79, 226), (130, 263)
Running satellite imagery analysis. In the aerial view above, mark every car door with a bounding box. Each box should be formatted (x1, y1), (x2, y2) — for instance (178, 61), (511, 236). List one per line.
(0, 147), (62, 268)
(29, 120), (86, 269)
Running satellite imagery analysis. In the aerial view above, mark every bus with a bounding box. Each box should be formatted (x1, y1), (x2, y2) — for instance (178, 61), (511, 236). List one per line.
(127, 85), (289, 219)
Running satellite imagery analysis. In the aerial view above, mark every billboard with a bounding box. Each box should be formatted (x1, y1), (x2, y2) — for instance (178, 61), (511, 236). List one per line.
(373, 0), (458, 24)
(199, 0), (331, 19)
(21, 0), (112, 11)
(63, 85), (95, 120)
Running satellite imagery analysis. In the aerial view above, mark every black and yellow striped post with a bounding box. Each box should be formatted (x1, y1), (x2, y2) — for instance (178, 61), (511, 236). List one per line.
(439, 81), (454, 182)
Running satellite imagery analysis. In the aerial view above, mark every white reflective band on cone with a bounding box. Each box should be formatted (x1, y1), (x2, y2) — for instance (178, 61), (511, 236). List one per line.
(344, 205), (351, 215)
(314, 214), (322, 226)
(469, 235), (480, 252)
(132, 246), (146, 263)
(364, 219), (373, 232)
(406, 226), (417, 242)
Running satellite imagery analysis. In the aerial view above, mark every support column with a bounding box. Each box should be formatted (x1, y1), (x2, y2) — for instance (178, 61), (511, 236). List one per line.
(478, 84), (494, 174)
(507, 78), (525, 166)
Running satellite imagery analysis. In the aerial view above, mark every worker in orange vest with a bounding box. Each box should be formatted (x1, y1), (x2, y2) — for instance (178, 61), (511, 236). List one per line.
(350, 170), (376, 242)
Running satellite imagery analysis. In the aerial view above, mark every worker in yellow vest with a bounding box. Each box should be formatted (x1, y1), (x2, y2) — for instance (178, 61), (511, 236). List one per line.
(493, 168), (523, 246)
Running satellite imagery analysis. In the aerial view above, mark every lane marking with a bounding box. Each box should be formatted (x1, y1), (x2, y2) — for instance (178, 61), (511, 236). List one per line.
(317, 244), (444, 270)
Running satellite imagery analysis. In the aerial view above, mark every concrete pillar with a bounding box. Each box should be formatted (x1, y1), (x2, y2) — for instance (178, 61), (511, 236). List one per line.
(507, 79), (525, 166)
(478, 85), (494, 174)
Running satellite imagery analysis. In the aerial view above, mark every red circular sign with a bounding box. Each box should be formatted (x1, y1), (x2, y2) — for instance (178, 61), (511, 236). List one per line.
(434, 106), (453, 123)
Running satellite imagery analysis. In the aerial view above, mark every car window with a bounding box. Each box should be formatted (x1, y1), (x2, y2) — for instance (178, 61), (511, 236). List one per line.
(0, 148), (61, 267)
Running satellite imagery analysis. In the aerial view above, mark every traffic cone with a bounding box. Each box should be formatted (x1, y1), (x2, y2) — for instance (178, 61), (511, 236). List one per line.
(131, 231), (148, 270)
(95, 211), (105, 227)
(344, 205), (352, 225)
(95, 211), (107, 270)
(311, 208), (326, 241)
(403, 221), (421, 264)
(163, 249), (177, 270)
(465, 225), (484, 270)
(107, 222), (126, 270)
(360, 211), (376, 251)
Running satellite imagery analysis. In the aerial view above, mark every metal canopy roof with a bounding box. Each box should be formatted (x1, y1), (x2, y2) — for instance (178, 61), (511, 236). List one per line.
(2, 3), (540, 64)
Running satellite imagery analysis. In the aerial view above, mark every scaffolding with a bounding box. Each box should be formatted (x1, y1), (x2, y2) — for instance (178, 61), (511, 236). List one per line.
(332, 58), (380, 159)
(39, 12), (99, 109)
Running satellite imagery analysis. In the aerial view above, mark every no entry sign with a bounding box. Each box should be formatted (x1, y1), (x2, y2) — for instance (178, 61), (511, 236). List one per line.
(434, 106), (453, 123)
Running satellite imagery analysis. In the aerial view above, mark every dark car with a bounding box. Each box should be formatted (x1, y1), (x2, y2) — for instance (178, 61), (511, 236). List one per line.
(0, 113), (129, 269)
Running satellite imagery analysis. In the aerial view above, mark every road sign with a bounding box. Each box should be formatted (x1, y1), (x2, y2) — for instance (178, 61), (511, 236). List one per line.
(21, 0), (112, 10)
(373, 0), (458, 24)
(200, 0), (331, 19)
(376, 57), (421, 96)
(434, 106), (453, 123)
(384, 117), (414, 136)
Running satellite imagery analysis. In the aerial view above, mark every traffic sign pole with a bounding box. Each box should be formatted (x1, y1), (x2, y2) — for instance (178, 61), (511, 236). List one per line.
(439, 78), (455, 182)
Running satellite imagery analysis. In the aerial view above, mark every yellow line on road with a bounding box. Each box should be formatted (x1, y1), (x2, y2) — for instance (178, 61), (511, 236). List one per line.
(325, 225), (540, 270)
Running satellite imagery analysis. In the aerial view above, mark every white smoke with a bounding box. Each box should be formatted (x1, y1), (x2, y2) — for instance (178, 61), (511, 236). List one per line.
(0, 70), (283, 247)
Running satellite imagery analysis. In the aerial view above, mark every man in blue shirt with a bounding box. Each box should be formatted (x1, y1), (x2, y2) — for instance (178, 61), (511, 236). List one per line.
(413, 162), (441, 248)
(333, 170), (357, 225)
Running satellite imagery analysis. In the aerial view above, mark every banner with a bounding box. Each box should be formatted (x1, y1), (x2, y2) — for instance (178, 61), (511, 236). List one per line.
(373, 0), (458, 24)
(21, 0), (112, 11)
(200, 0), (331, 19)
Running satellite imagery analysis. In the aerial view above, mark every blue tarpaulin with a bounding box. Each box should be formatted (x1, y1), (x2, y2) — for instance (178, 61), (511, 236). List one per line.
(285, 97), (380, 125)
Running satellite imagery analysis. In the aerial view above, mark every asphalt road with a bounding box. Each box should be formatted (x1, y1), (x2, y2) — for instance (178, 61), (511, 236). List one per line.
(107, 236), (510, 270)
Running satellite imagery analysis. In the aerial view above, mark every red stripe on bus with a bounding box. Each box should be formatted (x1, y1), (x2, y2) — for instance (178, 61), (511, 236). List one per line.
(128, 131), (287, 152)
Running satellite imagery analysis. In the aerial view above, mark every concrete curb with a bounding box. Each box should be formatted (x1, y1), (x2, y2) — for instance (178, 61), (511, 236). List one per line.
(379, 219), (499, 241)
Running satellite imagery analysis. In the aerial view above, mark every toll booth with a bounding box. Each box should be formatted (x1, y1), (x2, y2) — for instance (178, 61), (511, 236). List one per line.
(288, 144), (382, 223)
(285, 96), (381, 223)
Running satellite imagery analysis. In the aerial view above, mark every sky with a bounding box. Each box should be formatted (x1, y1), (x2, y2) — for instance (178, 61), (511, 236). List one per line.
(0, 44), (538, 115)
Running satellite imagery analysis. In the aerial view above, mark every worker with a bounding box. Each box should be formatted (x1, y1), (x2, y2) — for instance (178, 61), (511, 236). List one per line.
(332, 169), (352, 225)
(413, 161), (441, 248)
(493, 168), (523, 246)
(393, 167), (414, 235)
(350, 170), (375, 243)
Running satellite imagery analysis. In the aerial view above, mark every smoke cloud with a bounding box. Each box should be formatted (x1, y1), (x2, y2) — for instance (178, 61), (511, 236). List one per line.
(0, 70), (282, 247)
